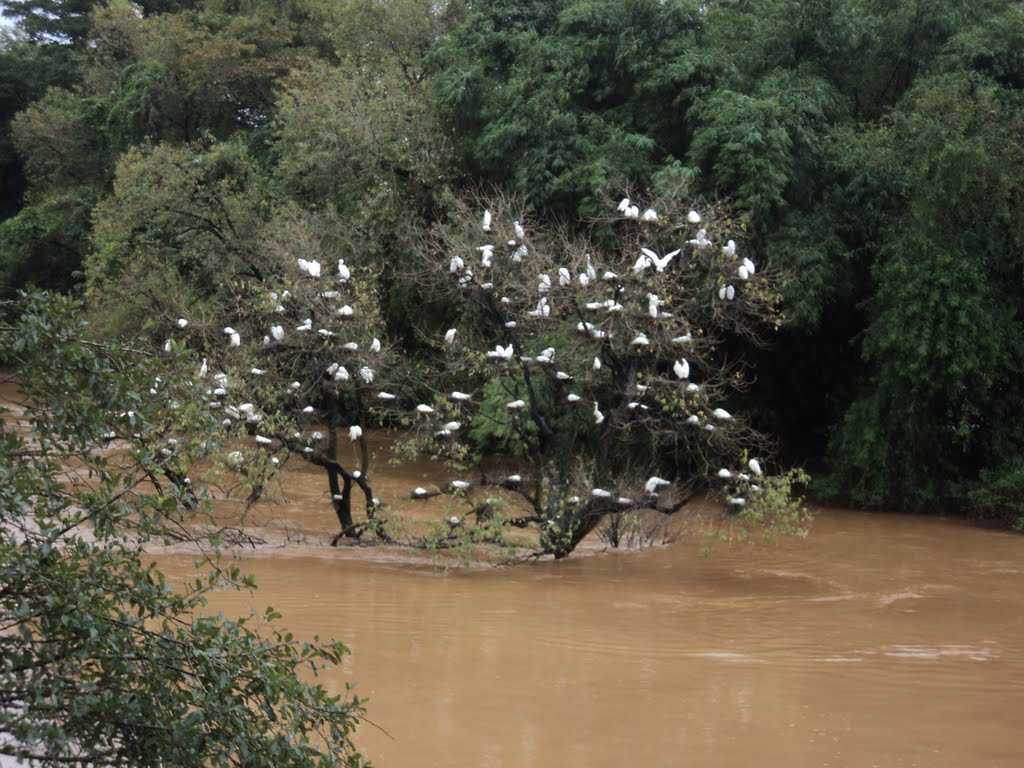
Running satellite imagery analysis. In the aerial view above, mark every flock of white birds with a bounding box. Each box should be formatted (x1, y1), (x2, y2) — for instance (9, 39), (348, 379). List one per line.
(171, 198), (765, 528)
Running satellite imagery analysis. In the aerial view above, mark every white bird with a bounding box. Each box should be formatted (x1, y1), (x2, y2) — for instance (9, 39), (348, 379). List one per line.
(358, 366), (374, 384)
(688, 229), (713, 249)
(686, 383), (700, 393)
(672, 334), (693, 345)
(625, 205), (640, 220)
(712, 408), (733, 420)
(297, 258), (322, 278)
(514, 220), (525, 240)
(289, 381), (301, 390)
(317, 329), (335, 338)
(487, 344), (515, 361)
(370, 338), (382, 353)
(593, 356), (602, 371)
(444, 328), (457, 345)
(617, 197), (631, 213)
(687, 210), (701, 224)
(296, 319), (312, 332)
(743, 257), (756, 276)
(593, 402), (604, 425)
(717, 468), (733, 479)
(416, 404), (435, 414)
(349, 425), (363, 441)
(302, 406), (314, 414)
(556, 371), (572, 381)
(342, 342), (358, 351)
(637, 247), (680, 273)
(602, 270), (618, 281)
(686, 414), (700, 425)
(177, 318), (188, 329)
(413, 487), (428, 498)
(378, 392), (397, 400)
(199, 358), (208, 378)
(591, 488), (612, 498)
(450, 391), (472, 401)
(478, 244), (494, 267)
(558, 267), (572, 286)
(511, 244), (528, 261)
(748, 458), (763, 476)
(337, 259), (351, 281)
(448, 515), (461, 527)
(506, 474), (522, 484)
(228, 332), (240, 347)
(337, 305), (354, 318)
(647, 293), (662, 319)
(507, 400), (526, 411)
(727, 285), (736, 300)
(250, 368), (265, 376)
(443, 421), (461, 433)
(738, 265), (749, 280)
(451, 480), (470, 491)
(645, 476), (671, 494)
(674, 359), (690, 380)
(722, 240), (736, 259)
(537, 273), (552, 294)
(449, 255), (465, 274)
(482, 209), (492, 232)
(617, 497), (633, 506)
(567, 393), (582, 403)
(271, 325), (284, 342)
(321, 290), (340, 299)
(631, 333), (650, 347)
(728, 497), (746, 507)
(163, 339), (172, 353)
(641, 208), (658, 222)
(255, 435), (272, 445)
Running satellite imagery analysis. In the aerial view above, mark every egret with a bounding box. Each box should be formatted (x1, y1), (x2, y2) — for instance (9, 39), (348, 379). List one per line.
(226, 451), (244, 468)
(748, 458), (763, 476)
(416, 404), (435, 414)
(370, 338), (382, 353)
(337, 259), (351, 282)
(556, 371), (572, 381)
(451, 481), (470, 491)
(271, 325), (284, 342)
(317, 329), (335, 338)
(512, 244), (528, 261)
(602, 270), (618, 281)
(199, 358), (208, 378)
(591, 488), (612, 498)
(413, 487), (428, 498)
(567, 393), (582, 403)
(228, 332), (240, 348)
(443, 421), (461, 433)
(444, 328), (457, 344)
(507, 400), (526, 410)
(686, 414), (700, 425)
(505, 321), (517, 329)
(617, 497), (633, 506)
(593, 356), (602, 370)
(537, 273), (552, 293)
(358, 366), (374, 384)
(717, 468), (733, 479)
(448, 515), (461, 526)
(450, 391), (472, 401)
(738, 265), (749, 280)
(743, 257), (756, 276)
(593, 402), (605, 425)
(712, 408), (733, 420)
(349, 425), (363, 441)
(342, 342), (358, 351)
(255, 435), (272, 445)
(514, 220), (525, 240)
(626, 205), (640, 219)
(378, 392), (397, 400)
(250, 368), (266, 376)
(645, 476), (671, 494)
(728, 497), (746, 507)
(289, 381), (302, 390)
(617, 197), (631, 213)
(643, 247), (680, 272)
(641, 208), (658, 222)
(322, 290), (340, 299)
(631, 333), (650, 347)
(687, 229), (712, 249)
(482, 209), (492, 232)
(647, 293), (662, 319)
(506, 475), (522, 484)
(177, 318), (188, 329)
(674, 359), (690, 379)
(535, 348), (555, 364)
(296, 319), (312, 332)
(686, 383), (700, 393)
(311, 431), (323, 441)
(687, 210), (701, 224)
(163, 339), (172, 353)
(479, 244), (494, 267)
(559, 267), (571, 286)
(726, 285), (735, 301)
(302, 406), (315, 414)
(672, 334), (693, 345)
(449, 255), (464, 274)
(723, 240), (737, 259)
(337, 305), (354, 318)
(297, 258), (322, 278)
(487, 344), (515, 361)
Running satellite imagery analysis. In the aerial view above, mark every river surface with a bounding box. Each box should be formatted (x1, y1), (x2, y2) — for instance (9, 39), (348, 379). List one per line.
(160, 507), (1024, 768)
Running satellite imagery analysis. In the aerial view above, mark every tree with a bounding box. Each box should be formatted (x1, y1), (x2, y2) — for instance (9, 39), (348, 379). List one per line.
(0, 292), (368, 767)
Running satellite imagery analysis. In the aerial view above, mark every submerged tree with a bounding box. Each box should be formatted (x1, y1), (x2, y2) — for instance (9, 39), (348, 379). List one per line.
(394, 191), (807, 558)
(0, 292), (367, 767)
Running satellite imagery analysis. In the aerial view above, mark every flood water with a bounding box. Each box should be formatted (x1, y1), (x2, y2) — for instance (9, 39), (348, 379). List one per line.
(160, 507), (1024, 768)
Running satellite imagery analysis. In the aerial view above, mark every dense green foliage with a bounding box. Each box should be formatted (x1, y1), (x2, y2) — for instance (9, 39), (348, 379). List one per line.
(2, 0), (1023, 522)
(0, 293), (367, 766)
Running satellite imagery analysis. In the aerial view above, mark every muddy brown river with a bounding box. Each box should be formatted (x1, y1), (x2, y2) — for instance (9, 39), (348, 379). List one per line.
(159, 507), (1024, 768)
